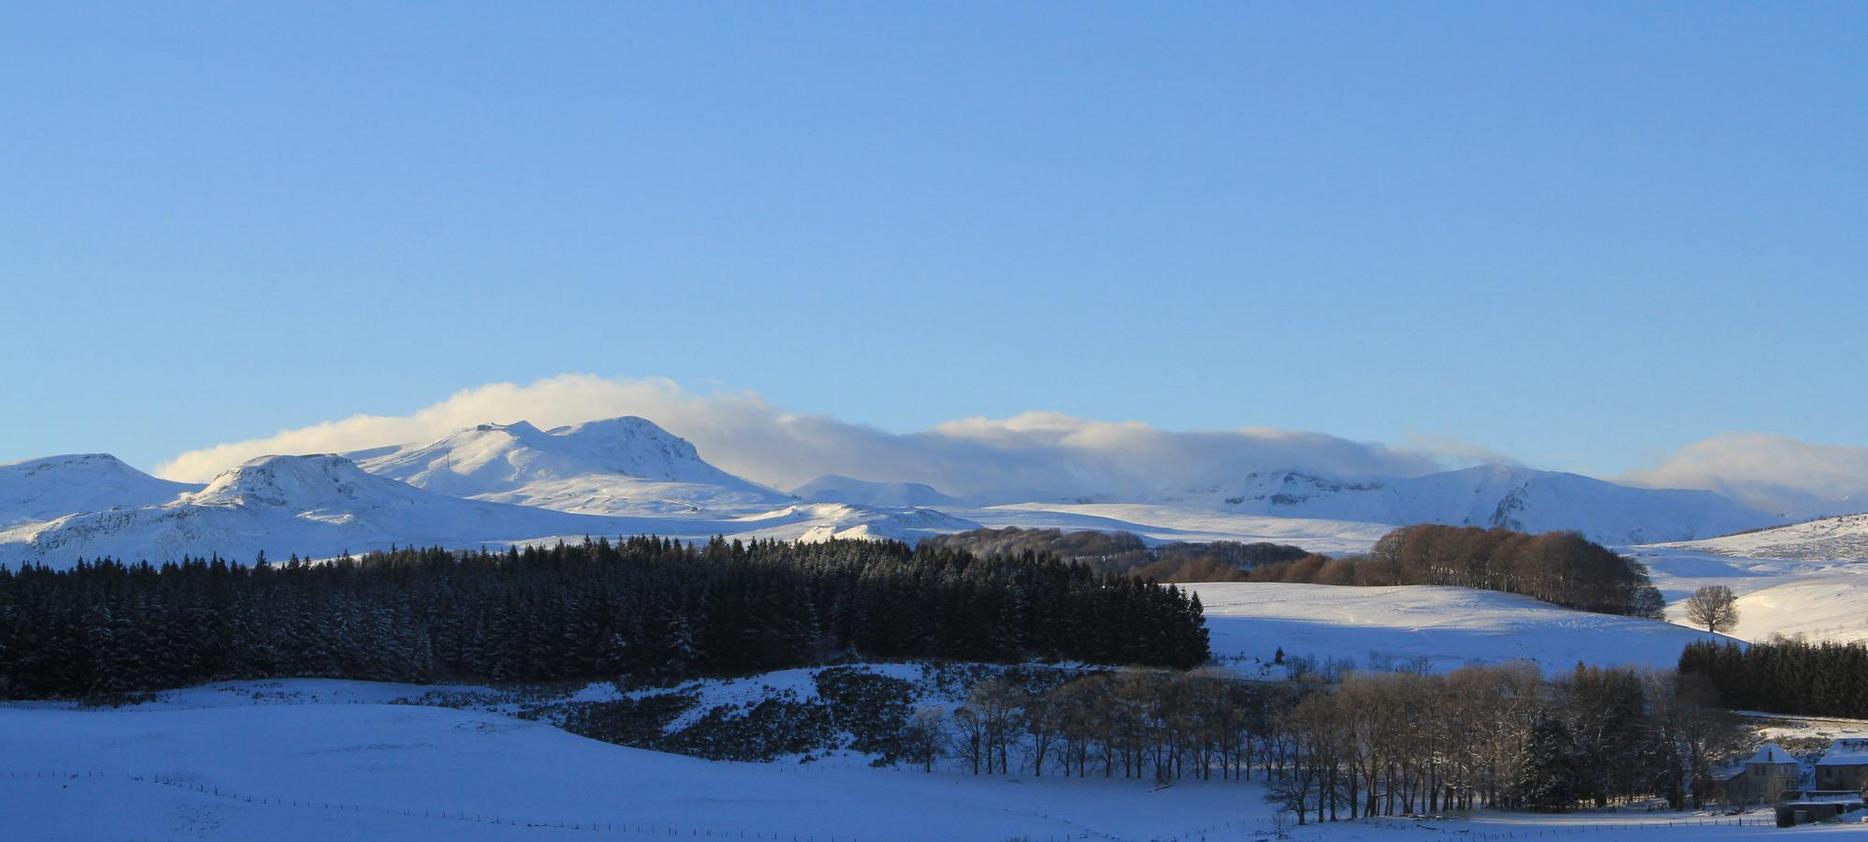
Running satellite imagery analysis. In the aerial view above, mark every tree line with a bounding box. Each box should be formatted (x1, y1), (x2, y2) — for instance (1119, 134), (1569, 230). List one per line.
(1238, 525), (1666, 618)
(1680, 638), (1868, 719)
(916, 663), (1748, 824)
(921, 527), (1315, 583)
(0, 537), (1210, 699)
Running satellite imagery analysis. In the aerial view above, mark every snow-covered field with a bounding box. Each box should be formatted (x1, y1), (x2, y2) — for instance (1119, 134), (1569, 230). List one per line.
(964, 503), (1393, 555)
(0, 680), (1848, 842)
(1632, 515), (1868, 644)
(1190, 583), (1734, 676)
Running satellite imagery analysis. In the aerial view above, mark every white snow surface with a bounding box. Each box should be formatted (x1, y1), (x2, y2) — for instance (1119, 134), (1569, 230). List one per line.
(0, 455), (992, 567)
(1181, 464), (1777, 545)
(0, 454), (713, 566)
(727, 502), (982, 544)
(0, 678), (1843, 841)
(1632, 515), (1868, 644)
(1190, 582), (1735, 676)
(1654, 512), (1868, 562)
(0, 453), (198, 528)
(352, 418), (788, 516)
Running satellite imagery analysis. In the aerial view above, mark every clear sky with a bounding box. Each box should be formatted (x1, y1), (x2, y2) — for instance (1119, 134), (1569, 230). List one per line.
(3, 3), (1864, 477)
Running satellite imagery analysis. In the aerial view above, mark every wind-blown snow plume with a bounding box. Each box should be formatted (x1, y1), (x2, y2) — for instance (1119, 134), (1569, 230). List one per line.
(157, 374), (1450, 501)
(1624, 432), (1868, 518)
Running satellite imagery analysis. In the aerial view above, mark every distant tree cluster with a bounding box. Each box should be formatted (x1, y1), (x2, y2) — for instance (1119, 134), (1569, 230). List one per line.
(0, 537), (1210, 699)
(923, 527), (1315, 583)
(1680, 638), (1868, 719)
(1241, 525), (1666, 618)
(913, 663), (1746, 823)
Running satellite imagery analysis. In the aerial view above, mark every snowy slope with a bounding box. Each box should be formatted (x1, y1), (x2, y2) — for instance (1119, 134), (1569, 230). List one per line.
(728, 502), (980, 544)
(1186, 464), (1776, 545)
(1654, 512), (1868, 562)
(791, 474), (959, 508)
(1191, 582), (1735, 675)
(0, 454), (693, 567)
(0, 678), (1813, 842)
(0, 680), (1283, 842)
(0, 453), (198, 528)
(1627, 512), (1868, 644)
(352, 418), (786, 516)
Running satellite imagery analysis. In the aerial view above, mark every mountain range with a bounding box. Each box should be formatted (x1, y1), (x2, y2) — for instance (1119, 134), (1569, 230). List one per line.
(0, 415), (1811, 567)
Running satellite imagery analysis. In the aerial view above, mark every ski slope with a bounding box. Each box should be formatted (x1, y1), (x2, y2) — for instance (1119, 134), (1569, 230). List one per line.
(0, 679), (1841, 841)
(1190, 582), (1735, 676)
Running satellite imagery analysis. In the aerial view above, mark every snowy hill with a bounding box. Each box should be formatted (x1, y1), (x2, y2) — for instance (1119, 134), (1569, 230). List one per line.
(1194, 464), (1775, 545)
(351, 418), (786, 515)
(791, 474), (960, 508)
(1654, 512), (1868, 562)
(0, 454), (649, 567)
(0, 677), (1797, 841)
(1192, 581), (1736, 675)
(729, 502), (980, 544)
(1633, 513), (1868, 644)
(0, 453), (198, 528)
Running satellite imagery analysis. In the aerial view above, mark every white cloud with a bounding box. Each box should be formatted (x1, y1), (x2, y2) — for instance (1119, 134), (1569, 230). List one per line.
(1622, 432), (1868, 517)
(156, 374), (1457, 499)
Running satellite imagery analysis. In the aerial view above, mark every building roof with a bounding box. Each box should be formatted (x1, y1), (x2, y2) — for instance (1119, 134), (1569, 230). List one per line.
(1817, 738), (1868, 767)
(1741, 742), (1798, 766)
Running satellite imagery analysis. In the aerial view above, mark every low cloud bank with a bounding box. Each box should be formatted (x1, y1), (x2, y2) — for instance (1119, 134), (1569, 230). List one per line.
(159, 374), (1867, 516)
(156, 374), (1449, 500)
(1623, 432), (1868, 518)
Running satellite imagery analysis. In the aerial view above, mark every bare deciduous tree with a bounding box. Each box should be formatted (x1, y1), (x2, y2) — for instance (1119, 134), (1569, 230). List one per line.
(1683, 585), (1739, 634)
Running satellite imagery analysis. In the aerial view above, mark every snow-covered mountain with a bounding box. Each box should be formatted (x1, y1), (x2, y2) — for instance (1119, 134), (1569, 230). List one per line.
(350, 418), (786, 516)
(791, 474), (960, 508)
(1189, 464), (1776, 545)
(0, 421), (1793, 567)
(0, 453), (199, 527)
(0, 454), (647, 567)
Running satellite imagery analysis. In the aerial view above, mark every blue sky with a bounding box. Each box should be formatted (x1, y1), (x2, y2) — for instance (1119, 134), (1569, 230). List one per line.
(3, 3), (1864, 478)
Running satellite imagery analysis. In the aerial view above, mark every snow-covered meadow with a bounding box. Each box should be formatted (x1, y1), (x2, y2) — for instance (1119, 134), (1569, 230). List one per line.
(1, 679), (1851, 842)
(1190, 583), (1735, 676)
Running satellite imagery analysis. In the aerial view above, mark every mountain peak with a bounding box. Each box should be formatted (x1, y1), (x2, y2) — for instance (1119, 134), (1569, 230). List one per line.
(192, 454), (381, 508)
(347, 416), (782, 514)
(1, 453), (199, 527)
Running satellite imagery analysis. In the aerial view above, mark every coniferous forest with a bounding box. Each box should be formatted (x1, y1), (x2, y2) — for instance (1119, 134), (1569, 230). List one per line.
(1679, 638), (1868, 719)
(0, 537), (1210, 699)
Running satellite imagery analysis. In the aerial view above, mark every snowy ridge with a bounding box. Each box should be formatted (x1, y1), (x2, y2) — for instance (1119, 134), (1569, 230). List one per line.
(0, 453), (198, 528)
(791, 474), (960, 508)
(1193, 463), (1776, 544)
(730, 502), (981, 544)
(0, 455), (655, 566)
(353, 418), (786, 515)
(1654, 512), (1868, 561)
